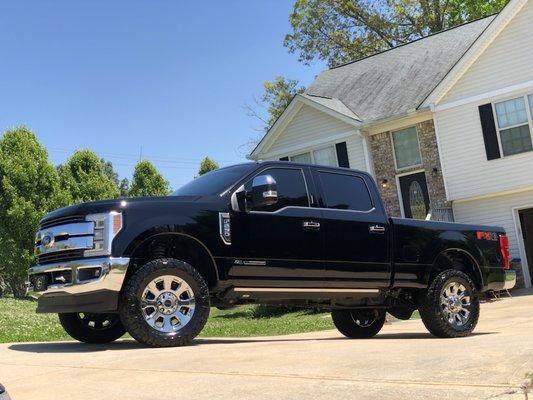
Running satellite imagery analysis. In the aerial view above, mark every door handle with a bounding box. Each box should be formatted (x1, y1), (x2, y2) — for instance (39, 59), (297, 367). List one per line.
(303, 221), (321, 230)
(369, 225), (386, 234)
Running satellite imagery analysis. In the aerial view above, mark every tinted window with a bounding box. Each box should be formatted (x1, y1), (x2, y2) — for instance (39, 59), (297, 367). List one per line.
(172, 164), (255, 196)
(318, 172), (373, 211)
(247, 168), (309, 212)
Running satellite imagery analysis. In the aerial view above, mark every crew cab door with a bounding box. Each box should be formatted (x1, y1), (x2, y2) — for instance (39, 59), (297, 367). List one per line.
(229, 166), (324, 282)
(313, 169), (391, 287)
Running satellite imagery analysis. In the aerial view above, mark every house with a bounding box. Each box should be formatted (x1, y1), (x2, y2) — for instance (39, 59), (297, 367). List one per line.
(249, 0), (533, 288)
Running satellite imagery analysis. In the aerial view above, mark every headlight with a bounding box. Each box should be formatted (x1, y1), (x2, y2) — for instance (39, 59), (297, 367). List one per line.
(85, 212), (123, 256)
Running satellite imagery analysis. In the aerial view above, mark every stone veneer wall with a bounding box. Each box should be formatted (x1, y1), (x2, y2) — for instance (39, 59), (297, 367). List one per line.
(368, 119), (450, 217)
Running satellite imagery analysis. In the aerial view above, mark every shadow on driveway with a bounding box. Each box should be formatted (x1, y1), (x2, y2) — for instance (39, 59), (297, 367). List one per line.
(8, 331), (496, 354)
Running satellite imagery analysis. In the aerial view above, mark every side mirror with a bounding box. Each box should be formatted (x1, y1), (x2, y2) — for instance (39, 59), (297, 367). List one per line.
(249, 174), (278, 209)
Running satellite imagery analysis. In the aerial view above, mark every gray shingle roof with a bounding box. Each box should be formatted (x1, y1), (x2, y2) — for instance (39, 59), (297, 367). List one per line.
(306, 16), (495, 124)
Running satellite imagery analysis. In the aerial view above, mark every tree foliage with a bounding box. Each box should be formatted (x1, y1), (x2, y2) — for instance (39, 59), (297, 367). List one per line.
(284, 0), (507, 67)
(129, 160), (170, 197)
(261, 77), (306, 131)
(0, 127), (69, 297)
(198, 156), (219, 176)
(58, 150), (120, 203)
(119, 178), (130, 197)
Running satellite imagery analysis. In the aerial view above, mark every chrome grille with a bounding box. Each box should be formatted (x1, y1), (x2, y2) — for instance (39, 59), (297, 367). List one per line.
(35, 218), (95, 265)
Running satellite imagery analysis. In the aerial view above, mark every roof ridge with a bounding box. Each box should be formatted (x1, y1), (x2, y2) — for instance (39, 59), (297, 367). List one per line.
(329, 14), (498, 70)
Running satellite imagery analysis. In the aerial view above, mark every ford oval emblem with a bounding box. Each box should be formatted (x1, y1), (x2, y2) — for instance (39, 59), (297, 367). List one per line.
(41, 232), (55, 248)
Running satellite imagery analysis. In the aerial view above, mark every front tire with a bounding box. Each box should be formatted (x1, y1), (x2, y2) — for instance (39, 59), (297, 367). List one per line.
(119, 258), (210, 347)
(332, 309), (386, 338)
(58, 313), (126, 344)
(418, 269), (480, 338)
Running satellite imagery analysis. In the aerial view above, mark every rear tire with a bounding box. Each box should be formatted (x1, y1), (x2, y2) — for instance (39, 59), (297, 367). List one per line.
(331, 309), (386, 338)
(58, 313), (126, 344)
(418, 269), (480, 338)
(119, 258), (210, 347)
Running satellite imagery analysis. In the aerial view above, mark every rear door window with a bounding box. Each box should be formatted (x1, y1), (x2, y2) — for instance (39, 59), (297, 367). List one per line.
(318, 171), (373, 211)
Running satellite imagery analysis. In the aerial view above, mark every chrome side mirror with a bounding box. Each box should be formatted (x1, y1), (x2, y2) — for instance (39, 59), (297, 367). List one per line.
(250, 174), (278, 209)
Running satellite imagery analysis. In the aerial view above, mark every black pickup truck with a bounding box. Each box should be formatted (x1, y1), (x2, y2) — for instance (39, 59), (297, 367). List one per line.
(28, 161), (516, 347)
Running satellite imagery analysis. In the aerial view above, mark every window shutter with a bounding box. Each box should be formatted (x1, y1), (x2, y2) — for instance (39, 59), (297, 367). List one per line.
(335, 142), (350, 168)
(478, 104), (501, 160)
(279, 156), (289, 161)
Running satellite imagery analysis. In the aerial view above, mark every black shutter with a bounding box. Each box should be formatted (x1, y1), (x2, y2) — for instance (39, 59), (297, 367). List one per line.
(279, 156), (289, 161)
(478, 103), (501, 160)
(335, 142), (350, 168)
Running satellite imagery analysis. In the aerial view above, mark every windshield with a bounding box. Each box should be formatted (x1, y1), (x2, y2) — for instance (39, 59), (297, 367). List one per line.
(172, 164), (255, 196)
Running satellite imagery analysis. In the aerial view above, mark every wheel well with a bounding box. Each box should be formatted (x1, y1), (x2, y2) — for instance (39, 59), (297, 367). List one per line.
(126, 233), (219, 290)
(431, 249), (483, 290)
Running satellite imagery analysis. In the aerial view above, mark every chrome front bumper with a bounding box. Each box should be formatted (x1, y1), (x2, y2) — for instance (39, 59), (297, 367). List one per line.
(27, 257), (129, 313)
(503, 269), (517, 290)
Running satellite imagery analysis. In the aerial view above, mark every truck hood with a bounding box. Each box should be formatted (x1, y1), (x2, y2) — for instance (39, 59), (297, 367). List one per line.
(40, 196), (202, 224)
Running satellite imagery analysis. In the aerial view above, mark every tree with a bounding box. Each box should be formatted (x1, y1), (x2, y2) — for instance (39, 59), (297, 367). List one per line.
(58, 150), (120, 203)
(197, 156), (219, 176)
(0, 127), (69, 297)
(119, 178), (130, 197)
(244, 77), (306, 146)
(129, 160), (170, 197)
(284, 0), (507, 67)
(101, 158), (119, 186)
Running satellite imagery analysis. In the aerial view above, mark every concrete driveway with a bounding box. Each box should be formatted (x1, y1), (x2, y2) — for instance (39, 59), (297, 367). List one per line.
(1, 291), (532, 400)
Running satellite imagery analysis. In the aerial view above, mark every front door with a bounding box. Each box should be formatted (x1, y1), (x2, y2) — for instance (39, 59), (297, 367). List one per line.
(519, 208), (533, 286)
(229, 166), (324, 283)
(314, 169), (391, 287)
(399, 171), (430, 219)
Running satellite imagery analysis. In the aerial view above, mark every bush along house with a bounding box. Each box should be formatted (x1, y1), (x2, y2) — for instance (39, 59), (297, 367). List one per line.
(249, 0), (533, 289)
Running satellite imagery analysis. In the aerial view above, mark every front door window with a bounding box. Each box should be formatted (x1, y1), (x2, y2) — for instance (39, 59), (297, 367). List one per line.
(408, 181), (426, 219)
(398, 172), (430, 219)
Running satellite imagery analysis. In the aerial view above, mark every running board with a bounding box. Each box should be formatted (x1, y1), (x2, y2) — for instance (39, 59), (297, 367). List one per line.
(226, 287), (381, 300)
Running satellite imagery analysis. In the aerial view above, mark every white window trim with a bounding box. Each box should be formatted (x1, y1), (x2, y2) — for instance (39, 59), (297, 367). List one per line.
(492, 94), (533, 158)
(289, 145), (339, 167)
(390, 126), (423, 172)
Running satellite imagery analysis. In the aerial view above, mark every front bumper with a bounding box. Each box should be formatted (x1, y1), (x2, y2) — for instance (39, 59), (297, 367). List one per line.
(503, 269), (516, 290)
(27, 257), (129, 313)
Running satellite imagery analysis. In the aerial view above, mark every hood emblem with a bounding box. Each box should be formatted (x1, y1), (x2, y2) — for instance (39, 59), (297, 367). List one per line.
(41, 232), (55, 248)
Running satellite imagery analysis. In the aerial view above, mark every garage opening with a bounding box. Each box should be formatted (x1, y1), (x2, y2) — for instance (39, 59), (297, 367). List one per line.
(519, 208), (533, 287)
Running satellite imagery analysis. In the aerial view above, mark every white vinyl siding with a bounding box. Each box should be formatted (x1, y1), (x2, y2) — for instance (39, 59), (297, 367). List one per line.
(435, 102), (533, 201)
(268, 104), (353, 153)
(454, 189), (533, 267)
(441, 0), (533, 104)
(264, 104), (369, 172)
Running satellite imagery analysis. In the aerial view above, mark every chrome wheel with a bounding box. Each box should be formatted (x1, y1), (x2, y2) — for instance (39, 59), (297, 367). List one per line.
(140, 275), (196, 333)
(440, 281), (471, 327)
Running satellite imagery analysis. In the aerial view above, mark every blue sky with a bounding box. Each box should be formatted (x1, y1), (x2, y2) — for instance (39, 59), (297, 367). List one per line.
(0, 1), (325, 189)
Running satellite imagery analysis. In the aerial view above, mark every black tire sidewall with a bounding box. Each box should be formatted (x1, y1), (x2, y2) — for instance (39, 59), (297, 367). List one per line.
(58, 313), (126, 344)
(332, 309), (386, 338)
(119, 258), (210, 347)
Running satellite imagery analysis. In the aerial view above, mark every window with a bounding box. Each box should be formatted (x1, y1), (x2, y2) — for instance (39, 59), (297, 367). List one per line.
(247, 168), (309, 212)
(289, 146), (338, 167)
(494, 96), (533, 156)
(318, 172), (373, 211)
(392, 127), (422, 170)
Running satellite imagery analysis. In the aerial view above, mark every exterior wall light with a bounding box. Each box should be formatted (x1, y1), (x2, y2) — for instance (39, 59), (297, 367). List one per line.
(381, 179), (389, 188)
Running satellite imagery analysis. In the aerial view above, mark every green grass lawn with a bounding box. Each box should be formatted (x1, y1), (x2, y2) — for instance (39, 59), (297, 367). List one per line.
(0, 298), (335, 343)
